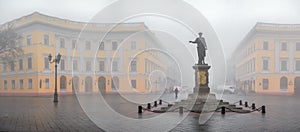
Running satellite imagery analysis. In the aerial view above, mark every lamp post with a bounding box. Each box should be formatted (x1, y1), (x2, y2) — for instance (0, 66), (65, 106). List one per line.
(48, 53), (61, 103)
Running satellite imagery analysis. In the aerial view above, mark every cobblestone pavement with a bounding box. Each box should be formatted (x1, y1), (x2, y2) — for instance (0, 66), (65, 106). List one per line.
(172, 94), (300, 131)
(1, 93), (300, 131)
(0, 95), (104, 132)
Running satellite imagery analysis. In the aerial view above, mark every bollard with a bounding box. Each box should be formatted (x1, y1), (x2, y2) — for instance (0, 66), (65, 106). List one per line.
(221, 106), (225, 115)
(147, 103), (151, 110)
(179, 106), (183, 114)
(239, 100), (242, 105)
(154, 101), (157, 107)
(138, 106), (143, 114)
(245, 101), (248, 107)
(252, 103), (256, 110)
(159, 100), (162, 105)
(262, 105), (266, 114)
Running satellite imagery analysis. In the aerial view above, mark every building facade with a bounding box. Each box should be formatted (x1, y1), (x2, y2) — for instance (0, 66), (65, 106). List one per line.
(0, 12), (180, 95)
(235, 22), (300, 95)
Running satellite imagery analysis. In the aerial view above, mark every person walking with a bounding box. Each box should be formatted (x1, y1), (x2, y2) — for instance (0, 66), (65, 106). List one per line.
(175, 87), (179, 99)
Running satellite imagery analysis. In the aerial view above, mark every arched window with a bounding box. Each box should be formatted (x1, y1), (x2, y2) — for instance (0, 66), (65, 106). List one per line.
(85, 76), (93, 92)
(280, 76), (288, 90)
(98, 76), (106, 93)
(60, 76), (67, 91)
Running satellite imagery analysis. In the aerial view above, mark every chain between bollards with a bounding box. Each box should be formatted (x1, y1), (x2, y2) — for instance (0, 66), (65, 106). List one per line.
(138, 99), (266, 115)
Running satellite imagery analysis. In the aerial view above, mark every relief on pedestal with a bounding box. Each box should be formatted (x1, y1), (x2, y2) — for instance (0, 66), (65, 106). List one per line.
(197, 71), (207, 86)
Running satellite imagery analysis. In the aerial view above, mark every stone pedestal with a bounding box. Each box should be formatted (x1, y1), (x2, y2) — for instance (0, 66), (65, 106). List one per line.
(156, 63), (248, 113)
(169, 64), (219, 112)
(192, 64), (211, 94)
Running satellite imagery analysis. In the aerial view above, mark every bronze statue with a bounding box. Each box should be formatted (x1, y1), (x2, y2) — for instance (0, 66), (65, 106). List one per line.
(189, 32), (207, 64)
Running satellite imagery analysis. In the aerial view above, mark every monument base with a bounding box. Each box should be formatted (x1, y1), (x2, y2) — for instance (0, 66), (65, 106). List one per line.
(170, 64), (220, 112)
(154, 64), (248, 113)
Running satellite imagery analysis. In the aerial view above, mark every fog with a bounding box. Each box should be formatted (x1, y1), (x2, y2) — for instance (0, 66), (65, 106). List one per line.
(0, 0), (300, 131)
(1, 0), (299, 88)
(1, 0), (300, 57)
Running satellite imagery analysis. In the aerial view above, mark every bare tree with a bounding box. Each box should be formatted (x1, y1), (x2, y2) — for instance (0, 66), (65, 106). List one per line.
(0, 24), (23, 64)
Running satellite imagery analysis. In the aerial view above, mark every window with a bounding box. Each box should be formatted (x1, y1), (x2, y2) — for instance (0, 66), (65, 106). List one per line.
(60, 38), (65, 48)
(86, 61), (91, 71)
(130, 60), (137, 72)
(262, 79), (268, 90)
(45, 78), (50, 89)
(20, 80), (24, 89)
(4, 80), (7, 90)
(280, 60), (288, 71)
(2, 62), (6, 72)
(26, 35), (32, 45)
(99, 61), (105, 71)
(281, 42), (287, 51)
(296, 60), (300, 71)
(263, 41), (268, 50)
(112, 61), (118, 71)
(60, 59), (65, 70)
(44, 35), (49, 45)
(296, 42), (300, 51)
(39, 79), (42, 88)
(10, 62), (14, 72)
(11, 80), (15, 89)
(131, 41), (136, 50)
(85, 41), (91, 50)
(73, 60), (78, 71)
(280, 77), (288, 90)
(19, 59), (23, 71)
(28, 79), (32, 89)
(28, 57), (32, 70)
(72, 40), (77, 49)
(252, 58), (255, 72)
(44, 57), (49, 69)
(131, 80), (136, 89)
(262, 59), (269, 71)
(112, 41), (118, 50)
(18, 38), (22, 47)
(99, 41), (104, 50)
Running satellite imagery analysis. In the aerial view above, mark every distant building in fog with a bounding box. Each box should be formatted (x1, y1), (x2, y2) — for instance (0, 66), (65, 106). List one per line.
(234, 22), (300, 95)
(0, 12), (180, 95)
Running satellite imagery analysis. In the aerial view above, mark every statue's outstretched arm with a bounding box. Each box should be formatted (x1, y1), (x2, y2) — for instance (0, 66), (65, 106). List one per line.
(189, 38), (197, 43)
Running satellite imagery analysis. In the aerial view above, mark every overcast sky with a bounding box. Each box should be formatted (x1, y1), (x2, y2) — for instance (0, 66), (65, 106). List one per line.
(1, 0), (300, 57)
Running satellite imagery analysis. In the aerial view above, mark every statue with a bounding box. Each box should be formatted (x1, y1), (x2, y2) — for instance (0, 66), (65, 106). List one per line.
(189, 32), (207, 65)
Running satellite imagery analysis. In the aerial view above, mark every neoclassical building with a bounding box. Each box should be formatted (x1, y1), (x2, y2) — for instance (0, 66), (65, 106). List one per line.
(0, 12), (180, 95)
(234, 22), (300, 95)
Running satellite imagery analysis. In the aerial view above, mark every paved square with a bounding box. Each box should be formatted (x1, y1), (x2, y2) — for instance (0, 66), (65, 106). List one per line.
(1, 94), (300, 131)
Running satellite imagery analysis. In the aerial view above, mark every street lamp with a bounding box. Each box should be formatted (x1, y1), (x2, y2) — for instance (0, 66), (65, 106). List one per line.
(48, 53), (61, 103)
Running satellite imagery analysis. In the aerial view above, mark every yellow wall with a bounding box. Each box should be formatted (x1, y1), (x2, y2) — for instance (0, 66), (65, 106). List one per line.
(0, 12), (174, 95)
(235, 23), (300, 95)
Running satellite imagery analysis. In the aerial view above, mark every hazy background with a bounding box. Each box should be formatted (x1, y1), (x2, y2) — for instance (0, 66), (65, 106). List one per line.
(1, 0), (300, 58)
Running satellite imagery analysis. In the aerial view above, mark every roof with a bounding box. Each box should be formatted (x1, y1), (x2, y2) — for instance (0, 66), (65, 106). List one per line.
(234, 22), (300, 52)
(1, 12), (147, 32)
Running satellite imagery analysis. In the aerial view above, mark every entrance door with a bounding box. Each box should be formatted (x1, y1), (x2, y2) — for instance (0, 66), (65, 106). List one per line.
(60, 76), (67, 92)
(98, 76), (106, 93)
(85, 76), (93, 92)
(294, 77), (300, 95)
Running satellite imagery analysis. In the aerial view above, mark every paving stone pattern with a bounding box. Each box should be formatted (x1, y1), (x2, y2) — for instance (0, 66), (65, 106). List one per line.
(1, 94), (300, 131)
